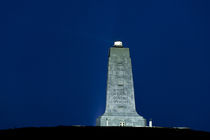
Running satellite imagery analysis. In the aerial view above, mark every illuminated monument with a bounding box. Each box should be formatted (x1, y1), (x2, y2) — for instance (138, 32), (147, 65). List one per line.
(96, 41), (146, 126)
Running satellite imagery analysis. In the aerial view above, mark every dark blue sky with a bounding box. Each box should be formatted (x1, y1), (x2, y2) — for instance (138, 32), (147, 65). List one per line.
(0, 0), (210, 132)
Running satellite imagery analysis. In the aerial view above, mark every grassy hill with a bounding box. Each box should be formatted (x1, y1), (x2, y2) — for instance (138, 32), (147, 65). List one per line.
(0, 126), (209, 137)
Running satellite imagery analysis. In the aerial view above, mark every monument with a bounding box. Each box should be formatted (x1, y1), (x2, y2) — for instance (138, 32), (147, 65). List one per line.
(96, 41), (146, 127)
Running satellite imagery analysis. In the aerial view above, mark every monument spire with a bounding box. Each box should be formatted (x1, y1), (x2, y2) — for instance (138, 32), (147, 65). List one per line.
(96, 41), (146, 127)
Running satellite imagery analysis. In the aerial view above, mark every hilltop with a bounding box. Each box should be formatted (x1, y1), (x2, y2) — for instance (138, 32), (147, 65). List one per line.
(0, 126), (209, 137)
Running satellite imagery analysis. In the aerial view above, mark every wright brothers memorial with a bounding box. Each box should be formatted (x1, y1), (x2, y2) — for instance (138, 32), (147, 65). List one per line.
(96, 41), (146, 127)
(1, 42), (210, 137)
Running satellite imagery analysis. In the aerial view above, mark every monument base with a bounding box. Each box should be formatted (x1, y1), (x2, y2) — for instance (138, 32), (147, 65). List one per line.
(96, 115), (146, 127)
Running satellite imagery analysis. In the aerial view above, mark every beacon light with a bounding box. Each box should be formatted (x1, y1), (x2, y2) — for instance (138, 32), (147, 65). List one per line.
(114, 41), (123, 47)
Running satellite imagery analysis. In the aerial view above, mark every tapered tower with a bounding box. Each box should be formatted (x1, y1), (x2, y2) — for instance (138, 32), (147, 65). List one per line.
(96, 41), (146, 127)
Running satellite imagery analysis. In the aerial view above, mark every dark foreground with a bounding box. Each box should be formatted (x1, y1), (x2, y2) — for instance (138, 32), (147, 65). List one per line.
(0, 126), (209, 137)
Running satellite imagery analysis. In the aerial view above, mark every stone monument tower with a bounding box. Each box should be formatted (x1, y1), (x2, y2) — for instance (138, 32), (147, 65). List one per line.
(96, 41), (146, 127)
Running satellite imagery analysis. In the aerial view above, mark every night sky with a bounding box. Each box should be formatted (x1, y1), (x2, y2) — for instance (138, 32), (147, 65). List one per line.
(0, 0), (210, 132)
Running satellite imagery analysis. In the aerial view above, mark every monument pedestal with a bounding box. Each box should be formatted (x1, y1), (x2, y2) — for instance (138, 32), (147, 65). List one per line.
(97, 115), (146, 127)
